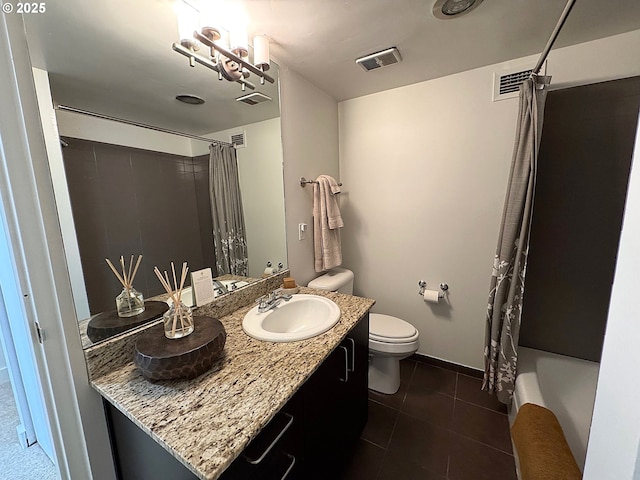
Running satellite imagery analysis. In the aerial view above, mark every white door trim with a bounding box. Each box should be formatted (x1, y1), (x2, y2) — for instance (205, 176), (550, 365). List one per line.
(0, 224), (41, 451)
(0, 13), (116, 480)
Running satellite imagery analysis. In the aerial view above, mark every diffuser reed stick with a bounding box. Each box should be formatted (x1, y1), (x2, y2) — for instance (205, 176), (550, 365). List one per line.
(105, 255), (143, 290)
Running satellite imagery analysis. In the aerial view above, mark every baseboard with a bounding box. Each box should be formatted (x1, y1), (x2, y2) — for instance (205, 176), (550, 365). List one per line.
(0, 366), (9, 385)
(15, 423), (28, 449)
(410, 353), (483, 379)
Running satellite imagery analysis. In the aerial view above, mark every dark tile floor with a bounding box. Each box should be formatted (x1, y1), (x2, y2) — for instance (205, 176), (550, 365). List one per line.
(339, 358), (517, 480)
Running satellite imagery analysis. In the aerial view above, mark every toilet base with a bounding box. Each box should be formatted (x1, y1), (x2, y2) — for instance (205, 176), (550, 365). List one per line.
(368, 353), (406, 395)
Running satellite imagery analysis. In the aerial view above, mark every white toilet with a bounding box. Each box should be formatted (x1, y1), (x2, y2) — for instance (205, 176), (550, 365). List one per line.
(308, 268), (420, 395)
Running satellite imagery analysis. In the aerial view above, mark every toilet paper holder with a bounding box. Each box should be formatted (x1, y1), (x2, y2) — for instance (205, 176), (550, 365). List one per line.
(418, 280), (449, 298)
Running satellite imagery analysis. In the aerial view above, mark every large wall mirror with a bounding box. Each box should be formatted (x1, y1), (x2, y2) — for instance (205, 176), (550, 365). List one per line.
(22, 0), (287, 348)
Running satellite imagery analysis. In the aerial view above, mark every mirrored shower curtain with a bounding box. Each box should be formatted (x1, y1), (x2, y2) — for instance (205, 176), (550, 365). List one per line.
(482, 75), (551, 404)
(209, 144), (248, 277)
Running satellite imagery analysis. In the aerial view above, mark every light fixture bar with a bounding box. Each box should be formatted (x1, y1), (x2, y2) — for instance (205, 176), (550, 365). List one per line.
(193, 30), (275, 84)
(172, 42), (256, 90)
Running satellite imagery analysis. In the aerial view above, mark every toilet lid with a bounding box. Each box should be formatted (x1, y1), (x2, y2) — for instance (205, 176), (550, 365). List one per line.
(369, 313), (418, 342)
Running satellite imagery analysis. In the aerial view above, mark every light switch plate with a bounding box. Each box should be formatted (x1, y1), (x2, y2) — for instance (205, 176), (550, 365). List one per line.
(298, 223), (307, 240)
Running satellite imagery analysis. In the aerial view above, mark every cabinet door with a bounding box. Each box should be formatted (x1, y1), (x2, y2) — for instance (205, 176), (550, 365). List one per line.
(105, 401), (198, 480)
(301, 313), (370, 479)
(340, 312), (369, 445)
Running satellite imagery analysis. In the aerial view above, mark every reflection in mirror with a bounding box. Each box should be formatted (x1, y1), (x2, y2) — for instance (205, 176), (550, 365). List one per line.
(65, 98), (286, 347)
(23, 2), (287, 348)
(60, 86), (286, 348)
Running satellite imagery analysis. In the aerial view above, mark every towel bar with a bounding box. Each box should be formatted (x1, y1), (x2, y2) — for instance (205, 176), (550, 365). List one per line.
(300, 177), (343, 188)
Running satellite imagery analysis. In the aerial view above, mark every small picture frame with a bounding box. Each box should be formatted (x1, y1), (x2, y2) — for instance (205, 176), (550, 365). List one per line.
(191, 268), (216, 307)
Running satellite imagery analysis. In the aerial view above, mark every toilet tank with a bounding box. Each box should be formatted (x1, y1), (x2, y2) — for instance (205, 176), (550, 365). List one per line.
(308, 267), (354, 295)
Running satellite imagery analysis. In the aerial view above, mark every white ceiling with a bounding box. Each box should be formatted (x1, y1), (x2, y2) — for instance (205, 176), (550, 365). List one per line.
(23, 0), (640, 135)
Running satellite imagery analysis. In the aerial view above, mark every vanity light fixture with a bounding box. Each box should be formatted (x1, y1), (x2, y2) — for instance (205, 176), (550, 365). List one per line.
(171, 0), (274, 91)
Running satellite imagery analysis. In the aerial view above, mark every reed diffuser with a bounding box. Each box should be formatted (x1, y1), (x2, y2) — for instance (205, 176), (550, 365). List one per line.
(106, 255), (145, 318)
(154, 262), (194, 339)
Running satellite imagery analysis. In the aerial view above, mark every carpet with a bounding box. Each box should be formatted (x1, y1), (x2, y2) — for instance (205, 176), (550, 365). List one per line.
(0, 381), (59, 479)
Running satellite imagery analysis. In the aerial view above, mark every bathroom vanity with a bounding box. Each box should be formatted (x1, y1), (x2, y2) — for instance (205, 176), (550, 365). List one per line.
(88, 285), (374, 480)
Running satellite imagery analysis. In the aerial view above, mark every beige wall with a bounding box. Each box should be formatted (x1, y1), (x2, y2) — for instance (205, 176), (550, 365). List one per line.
(280, 66), (340, 286)
(338, 29), (640, 370)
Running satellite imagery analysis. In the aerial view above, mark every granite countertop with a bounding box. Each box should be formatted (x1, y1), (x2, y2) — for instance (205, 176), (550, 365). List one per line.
(90, 287), (375, 480)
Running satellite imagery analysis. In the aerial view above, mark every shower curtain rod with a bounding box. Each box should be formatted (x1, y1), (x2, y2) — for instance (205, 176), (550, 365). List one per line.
(531, 0), (577, 75)
(55, 105), (234, 147)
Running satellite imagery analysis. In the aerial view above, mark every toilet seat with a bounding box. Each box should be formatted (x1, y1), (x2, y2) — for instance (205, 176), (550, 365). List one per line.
(369, 313), (419, 344)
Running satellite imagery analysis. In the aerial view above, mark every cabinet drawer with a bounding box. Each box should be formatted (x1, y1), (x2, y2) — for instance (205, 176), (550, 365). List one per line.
(221, 399), (302, 480)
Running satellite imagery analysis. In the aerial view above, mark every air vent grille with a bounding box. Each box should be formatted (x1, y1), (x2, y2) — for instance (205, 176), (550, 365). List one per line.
(492, 63), (544, 102)
(356, 47), (402, 72)
(499, 70), (532, 95)
(230, 131), (246, 148)
(235, 92), (272, 105)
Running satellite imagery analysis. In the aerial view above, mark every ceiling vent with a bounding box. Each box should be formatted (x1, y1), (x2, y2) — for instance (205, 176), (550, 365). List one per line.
(235, 92), (272, 106)
(356, 47), (402, 72)
(175, 94), (205, 105)
(230, 131), (246, 148)
(492, 62), (546, 102)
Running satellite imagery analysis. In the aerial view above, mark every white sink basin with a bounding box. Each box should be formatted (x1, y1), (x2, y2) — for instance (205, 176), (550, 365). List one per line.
(242, 294), (341, 342)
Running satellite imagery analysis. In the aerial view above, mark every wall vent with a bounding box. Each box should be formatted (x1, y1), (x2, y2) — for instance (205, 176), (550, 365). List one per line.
(492, 62), (546, 102)
(230, 131), (246, 148)
(235, 92), (272, 105)
(356, 47), (402, 72)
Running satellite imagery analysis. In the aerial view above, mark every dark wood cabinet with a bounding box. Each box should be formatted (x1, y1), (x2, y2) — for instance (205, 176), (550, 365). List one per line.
(300, 312), (369, 479)
(105, 312), (369, 480)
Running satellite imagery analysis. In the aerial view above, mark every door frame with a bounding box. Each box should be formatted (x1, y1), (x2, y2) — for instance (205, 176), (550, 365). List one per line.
(0, 13), (115, 480)
(0, 224), (43, 452)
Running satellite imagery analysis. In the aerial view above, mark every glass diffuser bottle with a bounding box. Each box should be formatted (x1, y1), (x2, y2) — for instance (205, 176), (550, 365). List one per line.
(163, 301), (194, 339)
(107, 255), (145, 318)
(116, 287), (145, 317)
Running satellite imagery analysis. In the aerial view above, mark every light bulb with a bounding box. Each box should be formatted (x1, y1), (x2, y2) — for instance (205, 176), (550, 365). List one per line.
(174, 0), (200, 48)
(253, 35), (270, 71)
(230, 25), (249, 58)
(198, 3), (222, 42)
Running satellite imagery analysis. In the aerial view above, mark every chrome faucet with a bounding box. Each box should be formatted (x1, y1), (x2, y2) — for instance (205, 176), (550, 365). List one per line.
(257, 291), (293, 313)
(212, 279), (228, 296)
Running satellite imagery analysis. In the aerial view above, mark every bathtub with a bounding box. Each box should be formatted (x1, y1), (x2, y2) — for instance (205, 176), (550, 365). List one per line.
(510, 347), (600, 472)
